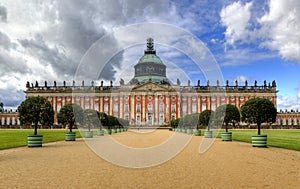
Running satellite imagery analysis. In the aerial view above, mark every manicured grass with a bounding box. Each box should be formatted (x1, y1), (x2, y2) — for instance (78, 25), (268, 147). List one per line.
(0, 129), (82, 150)
(217, 129), (300, 151)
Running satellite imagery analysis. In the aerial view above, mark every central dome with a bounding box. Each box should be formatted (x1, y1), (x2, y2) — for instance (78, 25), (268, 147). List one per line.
(129, 38), (169, 85)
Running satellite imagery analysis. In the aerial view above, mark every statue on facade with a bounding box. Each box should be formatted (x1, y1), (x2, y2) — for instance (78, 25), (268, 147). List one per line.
(216, 80), (219, 86)
(82, 80), (84, 87)
(207, 80), (210, 87)
(119, 78), (124, 85)
(45, 81), (47, 87)
(63, 81), (66, 87)
(26, 81), (30, 88)
(235, 80), (238, 87)
(110, 81), (113, 87)
(54, 81), (56, 87)
(188, 80), (190, 87)
(73, 80), (75, 86)
(254, 80), (257, 87)
(101, 81), (103, 87)
(91, 80), (94, 87)
(272, 80), (276, 88)
(226, 80), (229, 87)
(197, 80), (200, 86)
(35, 81), (39, 87)
(245, 80), (248, 87)
(177, 78), (181, 85)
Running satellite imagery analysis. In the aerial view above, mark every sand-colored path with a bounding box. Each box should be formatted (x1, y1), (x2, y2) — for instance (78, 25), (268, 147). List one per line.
(0, 130), (299, 188)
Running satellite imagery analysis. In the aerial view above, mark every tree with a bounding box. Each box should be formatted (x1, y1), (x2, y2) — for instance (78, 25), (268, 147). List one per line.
(240, 98), (277, 135)
(98, 112), (108, 129)
(215, 104), (240, 132)
(0, 102), (3, 112)
(198, 110), (214, 131)
(83, 109), (99, 131)
(57, 104), (84, 132)
(18, 96), (54, 135)
(182, 113), (200, 129)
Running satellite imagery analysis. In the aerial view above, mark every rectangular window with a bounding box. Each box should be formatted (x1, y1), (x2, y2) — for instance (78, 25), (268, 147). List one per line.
(148, 103), (152, 112)
(211, 104), (216, 111)
(192, 103), (196, 113)
(160, 103), (164, 113)
(114, 103), (118, 113)
(125, 104), (129, 112)
(182, 104), (187, 114)
(57, 104), (61, 112)
(172, 103), (176, 113)
(94, 103), (99, 111)
(202, 103), (206, 111)
(160, 115), (164, 125)
(136, 104), (140, 112)
(104, 103), (108, 113)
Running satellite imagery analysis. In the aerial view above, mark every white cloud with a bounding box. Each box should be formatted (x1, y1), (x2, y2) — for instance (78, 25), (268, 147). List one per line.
(277, 95), (300, 111)
(259, 0), (300, 63)
(220, 1), (253, 48)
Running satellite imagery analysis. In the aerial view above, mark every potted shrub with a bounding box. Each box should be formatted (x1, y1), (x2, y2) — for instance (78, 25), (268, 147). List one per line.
(215, 104), (240, 141)
(58, 104), (84, 141)
(97, 112), (107, 136)
(83, 109), (99, 138)
(18, 96), (54, 147)
(241, 98), (277, 147)
(199, 110), (214, 138)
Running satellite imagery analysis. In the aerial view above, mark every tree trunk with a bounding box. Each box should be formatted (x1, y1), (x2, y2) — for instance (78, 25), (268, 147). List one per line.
(257, 122), (261, 135)
(34, 122), (38, 135)
(225, 122), (228, 133)
(69, 121), (72, 133)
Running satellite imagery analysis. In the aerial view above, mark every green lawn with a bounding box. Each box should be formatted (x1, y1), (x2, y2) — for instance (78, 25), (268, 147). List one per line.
(217, 129), (300, 151)
(0, 129), (82, 150)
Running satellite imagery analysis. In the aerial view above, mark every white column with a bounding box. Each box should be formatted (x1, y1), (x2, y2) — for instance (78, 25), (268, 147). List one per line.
(155, 94), (158, 125)
(142, 94), (146, 125)
(131, 95), (135, 124)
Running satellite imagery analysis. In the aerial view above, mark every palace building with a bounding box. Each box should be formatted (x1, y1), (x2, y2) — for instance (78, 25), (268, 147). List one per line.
(22, 38), (280, 126)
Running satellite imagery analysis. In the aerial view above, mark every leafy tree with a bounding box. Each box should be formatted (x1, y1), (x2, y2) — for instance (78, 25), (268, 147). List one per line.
(182, 113), (200, 129)
(198, 110), (214, 131)
(18, 96), (54, 135)
(117, 118), (129, 127)
(171, 118), (181, 128)
(215, 104), (240, 132)
(83, 109), (99, 131)
(98, 112), (108, 129)
(57, 104), (84, 132)
(240, 98), (277, 135)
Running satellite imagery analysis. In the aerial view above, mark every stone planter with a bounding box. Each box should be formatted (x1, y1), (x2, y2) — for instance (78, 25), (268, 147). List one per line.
(187, 129), (193, 135)
(221, 132), (232, 141)
(252, 134), (267, 147)
(112, 129), (117, 134)
(97, 130), (104, 136)
(181, 129), (186, 133)
(117, 128), (121, 133)
(84, 131), (93, 138)
(65, 132), (76, 141)
(27, 134), (43, 147)
(204, 131), (213, 138)
(194, 130), (201, 136)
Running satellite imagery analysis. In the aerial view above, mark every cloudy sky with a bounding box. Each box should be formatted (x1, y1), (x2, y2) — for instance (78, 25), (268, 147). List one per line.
(0, 0), (299, 111)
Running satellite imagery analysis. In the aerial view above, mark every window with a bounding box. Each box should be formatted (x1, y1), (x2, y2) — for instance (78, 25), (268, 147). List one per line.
(6, 117), (10, 125)
(125, 115), (129, 120)
(211, 104), (216, 111)
(202, 103), (206, 111)
(125, 104), (129, 112)
(192, 103), (197, 113)
(85, 104), (89, 110)
(277, 118), (281, 125)
(172, 115), (175, 120)
(104, 103), (108, 113)
(136, 104), (141, 112)
(137, 115), (140, 125)
(94, 103), (99, 111)
(282, 118), (286, 125)
(294, 118), (297, 125)
(172, 103), (176, 113)
(57, 104), (61, 112)
(182, 103), (187, 114)
(114, 103), (118, 113)
(160, 103), (164, 112)
(148, 103), (152, 112)
(288, 118), (292, 125)
(160, 115), (164, 125)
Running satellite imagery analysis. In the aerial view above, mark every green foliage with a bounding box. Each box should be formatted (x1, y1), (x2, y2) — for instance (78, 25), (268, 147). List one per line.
(198, 110), (214, 130)
(18, 96), (54, 135)
(241, 98), (277, 135)
(57, 104), (84, 132)
(83, 109), (100, 131)
(98, 112), (108, 127)
(170, 118), (181, 128)
(181, 113), (200, 129)
(215, 104), (240, 132)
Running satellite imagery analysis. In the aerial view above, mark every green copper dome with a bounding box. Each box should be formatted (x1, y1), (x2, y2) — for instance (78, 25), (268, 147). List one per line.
(129, 38), (170, 85)
(138, 54), (164, 65)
